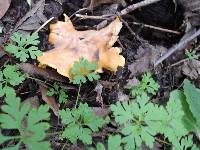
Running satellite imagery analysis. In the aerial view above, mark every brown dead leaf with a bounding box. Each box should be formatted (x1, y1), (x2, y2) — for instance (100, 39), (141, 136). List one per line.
(125, 77), (140, 89)
(0, 0), (11, 19)
(19, 63), (66, 83)
(12, 0), (47, 33)
(117, 91), (129, 102)
(92, 107), (110, 117)
(176, 0), (200, 28)
(182, 60), (200, 79)
(39, 84), (59, 116)
(94, 83), (104, 106)
(128, 45), (166, 77)
(21, 96), (40, 110)
(38, 15), (125, 80)
(100, 80), (116, 90)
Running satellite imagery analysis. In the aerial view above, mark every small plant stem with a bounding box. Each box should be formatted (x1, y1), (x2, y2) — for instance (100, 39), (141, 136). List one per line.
(27, 75), (52, 87)
(75, 84), (81, 108)
(4, 135), (21, 140)
(155, 137), (171, 146)
(61, 143), (68, 150)
(27, 76), (46, 84)
(46, 131), (63, 136)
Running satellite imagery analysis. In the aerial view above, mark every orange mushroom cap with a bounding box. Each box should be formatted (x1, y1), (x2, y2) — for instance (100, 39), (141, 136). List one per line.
(37, 15), (125, 79)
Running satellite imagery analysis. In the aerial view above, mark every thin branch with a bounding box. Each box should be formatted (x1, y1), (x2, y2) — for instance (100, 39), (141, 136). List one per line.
(154, 29), (200, 66)
(76, 14), (113, 20)
(119, 16), (147, 44)
(169, 54), (200, 67)
(70, 8), (88, 18)
(120, 0), (161, 16)
(35, 17), (54, 33)
(76, 0), (162, 20)
(131, 21), (180, 34)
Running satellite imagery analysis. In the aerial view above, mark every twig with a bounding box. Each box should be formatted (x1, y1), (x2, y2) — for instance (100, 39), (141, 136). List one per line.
(76, 14), (113, 20)
(70, 8), (88, 18)
(170, 54), (200, 67)
(12, 0), (45, 34)
(131, 21), (180, 34)
(154, 28), (200, 66)
(119, 16), (147, 44)
(75, 84), (81, 108)
(120, 0), (161, 16)
(76, 0), (162, 20)
(35, 17), (54, 33)
(155, 137), (171, 146)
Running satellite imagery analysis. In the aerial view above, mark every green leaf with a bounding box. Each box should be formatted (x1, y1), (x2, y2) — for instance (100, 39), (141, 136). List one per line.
(47, 83), (68, 104)
(185, 50), (198, 60)
(58, 89), (68, 104)
(5, 32), (42, 62)
(59, 109), (75, 125)
(157, 90), (188, 148)
(96, 143), (106, 150)
(184, 79), (200, 126)
(177, 89), (198, 132)
(1, 143), (20, 150)
(111, 89), (191, 149)
(70, 57), (100, 84)
(0, 92), (51, 149)
(0, 65), (25, 97)
(178, 135), (200, 150)
(28, 46), (42, 59)
(26, 32), (40, 45)
(59, 103), (108, 145)
(0, 133), (16, 145)
(130, 72), (159, 97)
(89, 143), (105, 150)
(108, 135), (122, 150)
(3, 65), (25, 86)
(62, 124), (80, 144)
(111, 93), (157, 149)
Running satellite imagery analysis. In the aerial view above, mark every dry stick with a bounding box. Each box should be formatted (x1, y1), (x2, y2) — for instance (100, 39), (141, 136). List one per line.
(76, 0), (162, 20)
(170, 54), (200, 67)
(119, 16), (147, 44)
(120, 0), (161, 16)
(35, 17), (54, 33)
(76, 14), (113, 20)
(76, 14), (180, 35)
(70, 8), (88, 18)
(131, 22), (180, 35)
(154, 29), (200, 66)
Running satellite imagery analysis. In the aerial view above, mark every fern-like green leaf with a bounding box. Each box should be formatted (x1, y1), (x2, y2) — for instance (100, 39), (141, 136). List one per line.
(130, 72), (159, 97)
(70, 57), (100, 84)
(108, 135), (122, 150)
(5, 32), (42, 62)
(0, 90), (51, 150)
(111, 93), (158, 149)
(59, 103), (108, 145)
(178, 135), (200, 150)
(47, 83), (68, 104)
(0, 65), (25, 97)
(153, 90), (188, 149)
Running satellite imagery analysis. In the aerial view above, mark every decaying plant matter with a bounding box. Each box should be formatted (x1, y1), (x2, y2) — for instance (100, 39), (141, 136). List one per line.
(38, 15), (125, 79)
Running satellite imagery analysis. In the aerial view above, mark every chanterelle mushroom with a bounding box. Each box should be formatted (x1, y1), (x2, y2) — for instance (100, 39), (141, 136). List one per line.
(37, 15), (125, 79)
